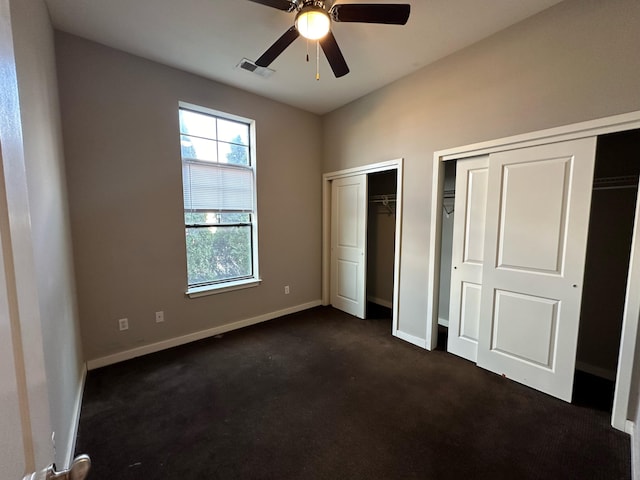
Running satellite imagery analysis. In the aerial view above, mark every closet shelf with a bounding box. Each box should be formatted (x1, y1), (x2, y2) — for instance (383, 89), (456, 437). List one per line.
(593, 175), (639, 190)
(369, 194), (396, 203)
(369, 194), (396, 215)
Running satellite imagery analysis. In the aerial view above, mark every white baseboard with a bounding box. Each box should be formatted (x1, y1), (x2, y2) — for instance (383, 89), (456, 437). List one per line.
(62, 363), (87, 468)
(367, 295), (393, 309)
(575, 360), (617, 381)
(393, 329), (426, 349)
(438, 317), (449, 327)
(87, 300), (322, 370)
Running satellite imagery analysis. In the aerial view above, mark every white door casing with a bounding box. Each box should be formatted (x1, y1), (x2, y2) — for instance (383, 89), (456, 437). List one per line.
(476, 138), (597, 402)
(330, 175), (368, 318)
(447, 156), (489, 362)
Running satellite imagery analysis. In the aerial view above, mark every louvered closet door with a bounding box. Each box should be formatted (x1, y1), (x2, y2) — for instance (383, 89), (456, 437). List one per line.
(447, 156), (489, 362)
(330, 175), (367, 319)
(477, 138), (596, 402)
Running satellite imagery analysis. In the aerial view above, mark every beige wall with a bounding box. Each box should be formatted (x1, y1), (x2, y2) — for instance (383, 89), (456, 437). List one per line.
(55, 32), (323, 362)
(0, 0), (83, 473)
(11, 0), (85, 469)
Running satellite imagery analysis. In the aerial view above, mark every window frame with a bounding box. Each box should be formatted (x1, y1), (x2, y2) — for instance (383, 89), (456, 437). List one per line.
(179, 101), (260, 297)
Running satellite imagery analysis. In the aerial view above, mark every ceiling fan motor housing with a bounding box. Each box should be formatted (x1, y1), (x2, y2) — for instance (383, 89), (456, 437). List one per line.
(295, 1), (331, 40)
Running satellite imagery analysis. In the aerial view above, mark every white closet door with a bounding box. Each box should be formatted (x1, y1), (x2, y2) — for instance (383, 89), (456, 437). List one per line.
(330, 175), (367, 318)
(477, 137), (596, 402)
(447, 156), (489, 362)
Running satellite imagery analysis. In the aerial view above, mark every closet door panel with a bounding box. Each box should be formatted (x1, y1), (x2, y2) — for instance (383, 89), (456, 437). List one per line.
(331, 175), (367, 318)
(477, 137), (597, 402)
(459, 281), (482, 341)
(447, 156), (489, 362)
(496, 158), (569, 273)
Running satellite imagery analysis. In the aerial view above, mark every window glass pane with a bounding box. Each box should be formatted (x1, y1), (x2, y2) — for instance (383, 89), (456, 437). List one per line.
(181, 135), (218, 162)
(218, 141), (249, 166)
(216, 212), (251, 223)
(185, 212), (208, 225)
(179, 109), (217, 139)
(186, 225), (252, 285)
(185, 212), (250, 224)
(217, 118), (249, 145)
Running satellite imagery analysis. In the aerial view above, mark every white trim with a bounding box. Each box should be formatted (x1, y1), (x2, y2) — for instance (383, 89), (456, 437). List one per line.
(427, 109), (640, 433)
(322, 159), (403, 339)
(61, 364), (86, 469)
(393, 330), (426, 349)
(186, 278), (261, 298)
(322, 175), (331, 306)
(426, 155), (445, 350)
(367, 296), (393, 309)
(438, 317), (449, 328)
(627, 419), (635, 435)
(87, 300), (321, 370)
(392, 160), (404, 337)
(575, 361), (616, 382)
(323, 159), (403, 180)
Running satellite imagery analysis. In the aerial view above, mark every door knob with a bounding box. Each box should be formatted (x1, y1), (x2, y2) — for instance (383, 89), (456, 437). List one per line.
(23, 454), (91, 480)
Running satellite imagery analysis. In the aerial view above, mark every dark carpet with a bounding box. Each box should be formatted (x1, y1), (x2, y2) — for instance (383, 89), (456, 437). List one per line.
(76, 306), (630, 479)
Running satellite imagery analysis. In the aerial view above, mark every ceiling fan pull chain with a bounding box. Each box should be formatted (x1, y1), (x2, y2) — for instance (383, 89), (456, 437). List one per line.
(306, 38), (309, 62)
(316, 40), (320, 80)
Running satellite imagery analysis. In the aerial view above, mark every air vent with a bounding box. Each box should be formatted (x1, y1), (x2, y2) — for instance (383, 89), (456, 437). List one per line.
(236, 58), (275, 78)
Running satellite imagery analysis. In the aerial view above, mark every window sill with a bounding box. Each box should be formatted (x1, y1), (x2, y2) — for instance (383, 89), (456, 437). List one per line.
(186, 278), (261, 298)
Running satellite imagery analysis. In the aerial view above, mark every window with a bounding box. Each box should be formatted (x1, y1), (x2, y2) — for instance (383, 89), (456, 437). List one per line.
(179, 104), (259, 295)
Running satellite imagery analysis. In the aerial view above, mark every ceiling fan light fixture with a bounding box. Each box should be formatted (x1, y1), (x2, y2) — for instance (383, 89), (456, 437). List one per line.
(295, 6), (330, 40)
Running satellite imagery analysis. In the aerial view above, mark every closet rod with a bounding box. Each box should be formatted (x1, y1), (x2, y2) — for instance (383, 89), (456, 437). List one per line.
(369, 194), (396, 203)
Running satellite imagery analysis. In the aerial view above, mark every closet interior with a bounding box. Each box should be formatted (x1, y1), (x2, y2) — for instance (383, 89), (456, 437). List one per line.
(366, 170), (397, 319)
(437, 160), (456, 346)
(574, 128), (640, 411)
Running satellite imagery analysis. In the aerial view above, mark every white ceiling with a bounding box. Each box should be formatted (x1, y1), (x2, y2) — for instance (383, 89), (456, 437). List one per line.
(44, 0), (564, 115)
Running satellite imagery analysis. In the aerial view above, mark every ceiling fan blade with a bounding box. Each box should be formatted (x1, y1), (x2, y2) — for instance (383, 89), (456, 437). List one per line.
(247, 0), (296, 12)
(319, 31), (350, 78)
(255, 26), (300, 67)
(330, 4), (411, 25)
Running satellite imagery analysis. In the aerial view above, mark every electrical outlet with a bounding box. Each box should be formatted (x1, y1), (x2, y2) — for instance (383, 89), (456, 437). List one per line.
(118, 318), (129, 331)
(284, 285), (290, 294)
(155, 311), (164, 323)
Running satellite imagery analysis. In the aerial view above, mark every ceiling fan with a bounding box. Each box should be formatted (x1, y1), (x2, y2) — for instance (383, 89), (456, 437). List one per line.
(248, 0), (411, 78)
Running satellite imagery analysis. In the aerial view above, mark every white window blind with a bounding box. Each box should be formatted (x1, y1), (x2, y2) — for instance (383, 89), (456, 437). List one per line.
(182, 162), (254, 213)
